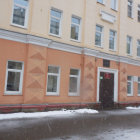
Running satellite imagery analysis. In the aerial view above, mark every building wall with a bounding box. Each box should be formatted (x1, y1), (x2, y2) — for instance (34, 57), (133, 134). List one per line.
(0, 0), (140, 107)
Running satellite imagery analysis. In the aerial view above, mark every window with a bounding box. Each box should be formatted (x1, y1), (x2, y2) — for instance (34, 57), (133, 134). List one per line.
(47, 66), (60, 95)
(128, 0), (133, 18)
(127, 76), (133, 96)
(137, 40), (140, 57)
(5, 61), (24, 95)
(50, 9), (62, 36)
(138, 5), (140, 22)
(126, 36), (132, 55)
(71, 16), (81, 41)
(111, 0), (118, 10)
(12, 0), (29, 27)
(95, 25), (103, 47)
(109, 30), (117, 50)
(97, 0), (104, 4)
(138, 77), (140, 95)
(69, 69), (80, 96)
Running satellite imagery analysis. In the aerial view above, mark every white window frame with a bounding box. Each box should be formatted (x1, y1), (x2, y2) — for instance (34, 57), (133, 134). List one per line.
(111, 0), (118, 11)
(126, 35), (132, 55)
(97, 0), (105, 5)
(95, 24), (104, 48)
(46, 65), (60, 96)
(70, 15), (81, 42)
(138, 77), (140, 96)
(137, 40), (140, 57)
(11, 0), (29, 28)
(69, 68), (81, 96)
(5, 60), (24, 95)
(127, 76), (133, 96)
(128, 0), (133, 18)
(109, 30), (117, 51)
(49, 8), (62, 37)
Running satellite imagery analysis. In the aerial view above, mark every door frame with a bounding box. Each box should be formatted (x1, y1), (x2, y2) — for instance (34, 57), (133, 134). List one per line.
(97, 67), (118, 103)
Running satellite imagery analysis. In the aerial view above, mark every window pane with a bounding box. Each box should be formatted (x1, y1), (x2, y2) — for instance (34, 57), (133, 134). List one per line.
(6, 71), (20, 91)
(14, 0), (28, 6)
(69, 77), (78, 93)
(109, 37), (115, 49)
(71, 25), (79, 40)
(47, 75), (57, 92)
(70, 69), (79, 75)
(138, 77), (140, 82)
(50, 18), (60, 35)
(138, 83), (140, 94)
(13, 5), (26, 26)
(127, 76), (132, 80)
(137, 46), (140, 56)
(127, 82), (131, 94)
(95, 32), (101, 46)
(51, 10), (61, 18)
(97, 0), (103, 3)
(48, 66), (59, 74)
(96, 25), (102, 32)
(8, 61), (22, 70)
(72, 17), (80, 24)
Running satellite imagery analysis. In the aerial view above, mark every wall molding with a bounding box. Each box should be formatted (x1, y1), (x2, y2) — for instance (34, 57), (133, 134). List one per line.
(0, 29), (140, 66)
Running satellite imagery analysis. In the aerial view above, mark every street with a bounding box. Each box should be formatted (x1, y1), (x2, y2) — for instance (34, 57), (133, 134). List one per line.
(0, 109), (140, 140)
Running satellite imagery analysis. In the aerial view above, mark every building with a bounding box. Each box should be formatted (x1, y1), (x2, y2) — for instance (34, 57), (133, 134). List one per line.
(0, 0), (140, 111)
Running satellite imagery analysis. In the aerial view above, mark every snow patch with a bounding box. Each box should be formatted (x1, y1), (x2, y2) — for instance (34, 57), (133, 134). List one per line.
(0, 109), (98, 120)
(126, 106), (140, 110)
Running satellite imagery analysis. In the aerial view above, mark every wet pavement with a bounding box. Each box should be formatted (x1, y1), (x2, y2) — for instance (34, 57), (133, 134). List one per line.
(0, 109), (140, 140)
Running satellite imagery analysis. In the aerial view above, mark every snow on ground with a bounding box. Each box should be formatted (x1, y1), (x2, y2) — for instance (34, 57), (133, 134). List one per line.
(126, 106), (140, 110)
(0, 109), (98, 120)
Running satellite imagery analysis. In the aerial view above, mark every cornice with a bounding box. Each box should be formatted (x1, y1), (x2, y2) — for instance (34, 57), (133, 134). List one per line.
(0, 29), (140, 66)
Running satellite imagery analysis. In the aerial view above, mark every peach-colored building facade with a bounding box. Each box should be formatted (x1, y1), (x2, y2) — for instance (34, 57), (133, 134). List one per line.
(0, 0), (140, 111)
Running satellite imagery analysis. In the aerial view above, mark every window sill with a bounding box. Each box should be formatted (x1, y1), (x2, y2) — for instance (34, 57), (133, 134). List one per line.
(46, 92), (59, 96)
(127, 16), (134, 19)
(70, 39), (81, 43)
(127, 54), (133, 57)
(4, 92), (22, 95)
(95, 45), (103, 48)
(109, 49), (116, 52)
(68, 93), (80, 97)
(97, 2), (105, 6)
(127, 94), (134, 97)
(11, 23), (27, 29)
(49, 33), (61, 38)
(111, 8), (118, 12)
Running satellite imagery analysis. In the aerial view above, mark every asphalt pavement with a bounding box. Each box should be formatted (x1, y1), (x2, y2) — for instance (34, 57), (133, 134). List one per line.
(0, 109), (140, 140)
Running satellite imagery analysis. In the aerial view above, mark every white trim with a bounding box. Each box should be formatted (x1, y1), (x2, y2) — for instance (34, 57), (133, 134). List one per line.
(95, 24), (104, 48)
(4, 60), (24, 95)
(111, 0), (118, 11)
(109, 29), (117, 51)
(11, 0), (29, 28)
(100, 11), (116, 23)
(1, 29), (140, 66)
(68, 68), (81, 96)
(126, 35), (133, 55)
(70, 15), (81, 42)
(97, 67), (118, 103)
(46, 65), (60, 96)
(49, 8), (62, 37)
(127, 76), (133, 96)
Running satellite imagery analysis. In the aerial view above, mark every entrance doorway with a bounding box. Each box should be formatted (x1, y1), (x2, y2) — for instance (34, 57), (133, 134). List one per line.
(99, 72), (114, 109)
(97, 67), (118, 109)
